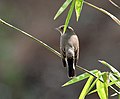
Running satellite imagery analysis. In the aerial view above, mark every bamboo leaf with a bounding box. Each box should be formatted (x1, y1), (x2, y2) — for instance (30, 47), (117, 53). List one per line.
(96, 81), (107, 99)
(88, 89), (97, 95)
(102, 72), (109, 98)
(98, 60), (120, 78)
(63, 0), (75, 33)
(88, 72), (109, 96)
(87, 76), (99, 95)
(62, 70), (98, 87)
(109, 72), (120, 88)
(79, 75), (94, 99)
(75, 0), (84, 21)
(96, 72), (108, 99)
(109, 79), (119, 86)
(54, 0), (72, 20)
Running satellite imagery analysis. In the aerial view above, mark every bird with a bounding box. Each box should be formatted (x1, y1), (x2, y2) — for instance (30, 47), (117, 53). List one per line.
(56, 25), (79, 78)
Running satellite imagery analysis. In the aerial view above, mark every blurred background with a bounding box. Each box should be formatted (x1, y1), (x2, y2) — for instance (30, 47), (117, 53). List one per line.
(0, 0), (120, 99)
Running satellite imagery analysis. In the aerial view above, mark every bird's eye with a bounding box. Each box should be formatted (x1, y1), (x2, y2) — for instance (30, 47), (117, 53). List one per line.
(60, 26), (64, 30)
(60, 26), (69, 30)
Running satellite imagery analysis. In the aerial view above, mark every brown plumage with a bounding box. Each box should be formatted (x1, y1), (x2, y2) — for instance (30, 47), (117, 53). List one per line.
(56, 25), (79, 78)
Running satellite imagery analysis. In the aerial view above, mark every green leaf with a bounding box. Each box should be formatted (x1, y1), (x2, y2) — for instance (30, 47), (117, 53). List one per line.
(62, 70), (98, 87)
(88, 72), (109, 96)
(109, 79), (119, 86)
(98, 60), (120, 78)
(88, 89), (97, 95)
(96, 81), (108, 99)
(102, 72), (109, 98)
(96, 72), (108, 99)
(54, 0), (72, 20)
(63, 0), (75, 33)
(87, 76), (99, 95)
(79, 75), (94, 99)
(109, 72), (120, 88)
(75, 0), (84, 21)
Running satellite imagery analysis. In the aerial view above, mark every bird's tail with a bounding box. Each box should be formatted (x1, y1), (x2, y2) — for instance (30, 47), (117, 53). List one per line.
(67, 58), (76, 78)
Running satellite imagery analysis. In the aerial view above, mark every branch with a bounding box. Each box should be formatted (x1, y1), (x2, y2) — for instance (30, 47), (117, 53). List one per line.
(0, 18), (119, 95)
(108, 0), (120, 9)
(0, 19), (61, 57)
(84, 1), (120, 25)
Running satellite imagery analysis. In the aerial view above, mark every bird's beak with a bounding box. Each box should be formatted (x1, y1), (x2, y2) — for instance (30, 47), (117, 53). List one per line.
(55, 28), (61, 33)
(55, 27), (62, 35)
(55, 28), (59, 31)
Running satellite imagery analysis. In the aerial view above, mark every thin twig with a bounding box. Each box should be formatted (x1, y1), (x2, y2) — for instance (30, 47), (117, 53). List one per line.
(0, 18), (119, 95)
(0, 19), (61, 57)
(76, 65), (99, 80)
(84, 1), (120, 25)
(109, 0), (120, 9)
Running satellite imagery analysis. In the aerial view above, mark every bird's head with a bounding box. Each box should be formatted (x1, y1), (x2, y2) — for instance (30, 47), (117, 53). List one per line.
(56, 25), (74, 34)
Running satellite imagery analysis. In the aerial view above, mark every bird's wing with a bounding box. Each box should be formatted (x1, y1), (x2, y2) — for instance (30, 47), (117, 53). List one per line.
(72, 35), (79, 66)
(60, 48), (67, 67)
(75, 48), (79, 66)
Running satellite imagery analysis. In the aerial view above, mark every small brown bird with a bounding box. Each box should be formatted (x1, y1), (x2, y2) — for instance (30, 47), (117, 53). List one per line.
(56, 25), (79, 78)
